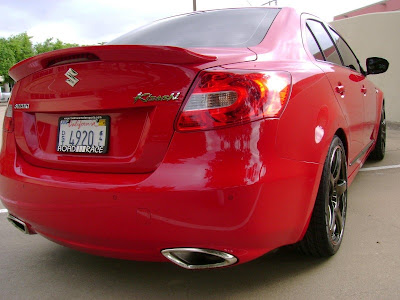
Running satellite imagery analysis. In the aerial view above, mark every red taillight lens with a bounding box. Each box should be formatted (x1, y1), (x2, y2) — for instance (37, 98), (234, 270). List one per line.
(176, 69), (291, 131)
(3, 104), (13, 133)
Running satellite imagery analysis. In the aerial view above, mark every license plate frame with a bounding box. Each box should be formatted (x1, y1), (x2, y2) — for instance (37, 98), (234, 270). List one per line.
(56, 115), (110, 154)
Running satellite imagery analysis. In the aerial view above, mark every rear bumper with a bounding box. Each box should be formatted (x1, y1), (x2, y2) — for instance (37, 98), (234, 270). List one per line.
(0, 120), (322, 265)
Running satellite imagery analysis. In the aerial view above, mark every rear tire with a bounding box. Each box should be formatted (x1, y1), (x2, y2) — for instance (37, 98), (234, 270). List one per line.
(369, 103), (386, 161)
(297, 136), (347, 257)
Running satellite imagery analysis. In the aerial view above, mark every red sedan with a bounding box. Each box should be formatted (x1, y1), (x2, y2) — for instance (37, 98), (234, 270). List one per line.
(0, 7), (388, 269)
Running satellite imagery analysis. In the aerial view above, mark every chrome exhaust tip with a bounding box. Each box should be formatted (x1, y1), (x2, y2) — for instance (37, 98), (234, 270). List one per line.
(161, 248), (237, 269)
(7, 214), (36, 235)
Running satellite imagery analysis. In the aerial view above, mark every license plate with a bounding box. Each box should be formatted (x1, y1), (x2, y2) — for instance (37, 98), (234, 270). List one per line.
(57, 116), (110, 154)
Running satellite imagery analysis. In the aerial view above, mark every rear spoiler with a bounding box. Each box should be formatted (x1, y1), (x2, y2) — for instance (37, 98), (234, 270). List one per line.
(9, 45), (217, 82)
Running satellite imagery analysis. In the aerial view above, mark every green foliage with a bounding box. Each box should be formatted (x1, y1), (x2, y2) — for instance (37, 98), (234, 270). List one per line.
(0, 38), (17, 83)
(34, 38), (80, 54)
(0, 33), (82, 83)
(7, 32), (34, 63)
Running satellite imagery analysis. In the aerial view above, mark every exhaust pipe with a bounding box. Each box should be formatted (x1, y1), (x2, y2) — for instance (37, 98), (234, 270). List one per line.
(7, 214), (36, 235)
(161, 248), (237, 269)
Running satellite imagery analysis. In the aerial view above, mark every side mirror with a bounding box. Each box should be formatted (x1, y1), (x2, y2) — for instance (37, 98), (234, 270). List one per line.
(366, 57), (389, 75)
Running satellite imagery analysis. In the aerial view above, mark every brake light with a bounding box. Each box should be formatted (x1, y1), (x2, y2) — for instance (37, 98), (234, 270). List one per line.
(3, 104), (13, 133)
(176, 69), (291, 131)
(46, 53), (100, 68)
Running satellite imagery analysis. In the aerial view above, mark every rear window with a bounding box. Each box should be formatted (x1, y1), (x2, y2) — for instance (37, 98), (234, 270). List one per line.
(108, 8), (280, 48)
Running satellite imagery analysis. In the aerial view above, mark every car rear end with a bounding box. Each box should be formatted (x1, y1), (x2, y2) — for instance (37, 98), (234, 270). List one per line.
(0, 7), (322, 268)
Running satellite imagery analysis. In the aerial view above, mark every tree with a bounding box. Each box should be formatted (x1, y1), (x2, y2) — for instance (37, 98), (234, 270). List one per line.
(7, 32), (34, 63)
(0, 33), (81, 84)
(0, 33), (33, 83)
(0, 38), (16, 84)
(34, 38), (80, 54)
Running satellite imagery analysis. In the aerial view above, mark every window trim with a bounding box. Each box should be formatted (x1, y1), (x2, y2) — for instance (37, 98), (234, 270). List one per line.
(305, 19), (343, 67)
(326, 26), (365, 75)
(305, 23), (326, 61)
(322, 23), (345, 66)
(305, 18), (364, 75)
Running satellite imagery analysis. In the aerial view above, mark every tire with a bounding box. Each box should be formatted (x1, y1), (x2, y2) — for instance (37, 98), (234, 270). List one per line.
(297, 136), (348, 257)
(369, 103), (386, 161)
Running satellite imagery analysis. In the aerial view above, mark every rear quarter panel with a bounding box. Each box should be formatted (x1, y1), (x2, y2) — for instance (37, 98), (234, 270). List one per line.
(274, 64), (346, 164)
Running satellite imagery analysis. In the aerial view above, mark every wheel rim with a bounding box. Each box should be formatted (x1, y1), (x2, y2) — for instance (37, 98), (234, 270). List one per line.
(327, 145), (347, 245)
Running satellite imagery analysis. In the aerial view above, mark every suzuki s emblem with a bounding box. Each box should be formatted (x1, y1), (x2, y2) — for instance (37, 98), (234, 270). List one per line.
(65, 68), (79, 87)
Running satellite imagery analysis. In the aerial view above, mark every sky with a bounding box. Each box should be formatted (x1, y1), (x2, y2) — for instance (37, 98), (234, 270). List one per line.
(0, 0), (380, 45)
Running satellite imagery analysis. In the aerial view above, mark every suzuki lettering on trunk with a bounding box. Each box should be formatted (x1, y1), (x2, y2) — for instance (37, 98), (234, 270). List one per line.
(57, 116), (110, 154)
(14, 104), (30, 109)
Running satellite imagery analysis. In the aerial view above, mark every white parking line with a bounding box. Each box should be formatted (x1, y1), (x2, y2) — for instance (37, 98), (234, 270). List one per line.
(360, 164), (400, 172)
(0, 209), (8, 214)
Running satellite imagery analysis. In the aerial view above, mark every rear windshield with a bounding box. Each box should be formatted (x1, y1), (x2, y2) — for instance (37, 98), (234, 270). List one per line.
(108, 8), (280, 48)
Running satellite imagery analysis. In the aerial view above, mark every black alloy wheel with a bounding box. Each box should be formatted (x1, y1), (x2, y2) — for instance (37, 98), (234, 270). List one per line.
(327, 144), (347, 246)
(297, 136), (347, 257)
(369, 103), (386, 161)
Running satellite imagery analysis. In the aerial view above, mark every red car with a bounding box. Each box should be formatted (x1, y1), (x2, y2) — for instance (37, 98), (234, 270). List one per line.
(1, 7), (388, 269)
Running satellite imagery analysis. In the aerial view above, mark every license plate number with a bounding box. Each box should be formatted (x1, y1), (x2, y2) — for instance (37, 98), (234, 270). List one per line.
(57, 116), (110, 154)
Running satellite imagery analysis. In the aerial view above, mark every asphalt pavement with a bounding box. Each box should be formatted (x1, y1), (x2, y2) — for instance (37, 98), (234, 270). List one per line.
(0, 104), (399, 299)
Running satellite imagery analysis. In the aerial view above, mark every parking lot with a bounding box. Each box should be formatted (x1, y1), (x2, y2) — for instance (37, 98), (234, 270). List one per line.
(0, 104), (399, 299)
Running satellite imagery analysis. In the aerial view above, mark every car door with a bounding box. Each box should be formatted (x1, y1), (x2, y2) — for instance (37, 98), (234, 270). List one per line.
(325, 26), (377, 151)
(305, 19), (367, 165)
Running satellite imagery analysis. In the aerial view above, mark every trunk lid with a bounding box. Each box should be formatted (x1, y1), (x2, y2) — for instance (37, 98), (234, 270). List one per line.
(10, 45), (256, 173)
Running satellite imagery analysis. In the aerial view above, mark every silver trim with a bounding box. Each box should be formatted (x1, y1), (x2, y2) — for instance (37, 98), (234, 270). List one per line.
(65, 68), (79, 87)
(349, 140), (374, 166)
(6, 214), (35, 234)
(161, 248), (237, 269)
(14, 104), (29, 109)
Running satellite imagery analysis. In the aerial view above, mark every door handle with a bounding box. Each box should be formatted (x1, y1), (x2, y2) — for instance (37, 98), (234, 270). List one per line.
(335, 83), (345, 98)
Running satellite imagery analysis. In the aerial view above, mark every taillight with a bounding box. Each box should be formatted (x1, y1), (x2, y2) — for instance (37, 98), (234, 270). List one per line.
(176, 69), (291, 131)
(3, 104), (13, 133)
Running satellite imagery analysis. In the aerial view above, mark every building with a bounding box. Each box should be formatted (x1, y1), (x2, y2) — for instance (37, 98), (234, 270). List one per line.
(331, 6), (400, 122)
(334, 0), (400, 20)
